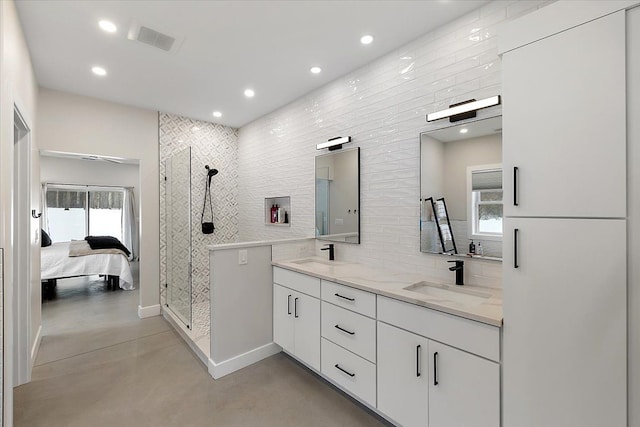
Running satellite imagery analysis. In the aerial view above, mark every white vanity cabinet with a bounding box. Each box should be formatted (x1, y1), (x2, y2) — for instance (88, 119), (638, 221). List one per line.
(320, 280), (377, 407)
(377, 322), (429, 427)
(377, 296), (500, 427)
(273, 268), (320, 371)
(502, 11), (626, 218)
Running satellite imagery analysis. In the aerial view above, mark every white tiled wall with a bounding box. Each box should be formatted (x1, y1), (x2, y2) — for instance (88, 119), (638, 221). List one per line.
(159, 113), (239, 309)
(238, 1), (552, 288)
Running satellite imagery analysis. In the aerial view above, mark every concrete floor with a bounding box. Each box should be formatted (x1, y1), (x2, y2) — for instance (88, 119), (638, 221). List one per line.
(14, 267), (388, 426)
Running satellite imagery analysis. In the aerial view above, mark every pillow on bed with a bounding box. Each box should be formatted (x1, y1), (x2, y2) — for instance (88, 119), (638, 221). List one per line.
(41, 230), (52, 247)
(84, 236), (131, 257)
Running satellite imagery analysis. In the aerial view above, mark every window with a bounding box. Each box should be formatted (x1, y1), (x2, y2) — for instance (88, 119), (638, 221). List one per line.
(468, 166), (503, 240)
(45, 185), (124, 243)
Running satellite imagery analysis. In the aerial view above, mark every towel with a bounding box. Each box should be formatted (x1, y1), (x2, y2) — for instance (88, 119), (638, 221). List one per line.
(439, 224), (452, 242)
(435, 200), (446, 218)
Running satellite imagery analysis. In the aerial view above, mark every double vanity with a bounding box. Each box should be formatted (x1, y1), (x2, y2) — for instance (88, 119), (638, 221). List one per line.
(272, 256), (502, 427)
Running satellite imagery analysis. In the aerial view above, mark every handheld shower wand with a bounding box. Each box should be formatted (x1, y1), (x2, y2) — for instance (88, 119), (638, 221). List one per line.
(205, 165), (218, 185)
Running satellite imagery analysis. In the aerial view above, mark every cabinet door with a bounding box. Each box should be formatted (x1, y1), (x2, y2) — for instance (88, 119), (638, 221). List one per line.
(377, 322), (429, 427)
(503, 218), (626, 427)
(293, 292), (320, 371)
(273, 284), (294, 354)
(428, 341), (499, 427)
(502, 12), (625, 218)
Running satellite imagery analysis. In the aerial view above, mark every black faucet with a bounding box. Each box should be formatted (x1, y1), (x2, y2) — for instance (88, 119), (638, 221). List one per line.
(448, 260), (464, 286)
(321, 244), (335, 261)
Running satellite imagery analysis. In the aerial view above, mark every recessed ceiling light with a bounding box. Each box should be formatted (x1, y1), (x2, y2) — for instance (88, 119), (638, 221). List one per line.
(98, 20), (117, 33)
(460, 128), (469, 134)
(360, 35), (374, 45)
(244, 88), (255, 98)
(310, 66), (322, 74)
(212, 111), (222, 118)
(91, 66), (107, 76)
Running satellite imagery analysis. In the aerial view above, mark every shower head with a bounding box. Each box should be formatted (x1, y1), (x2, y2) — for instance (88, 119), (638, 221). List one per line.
(205, 165), (219, 177)
(205, 165), (218, 185)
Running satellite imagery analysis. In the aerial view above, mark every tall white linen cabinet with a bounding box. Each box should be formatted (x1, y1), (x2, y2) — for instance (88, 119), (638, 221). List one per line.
(500, 1), (640, 426)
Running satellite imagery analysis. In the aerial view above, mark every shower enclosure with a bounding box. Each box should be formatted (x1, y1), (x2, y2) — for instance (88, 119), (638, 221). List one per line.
(165, 147), (192, 328)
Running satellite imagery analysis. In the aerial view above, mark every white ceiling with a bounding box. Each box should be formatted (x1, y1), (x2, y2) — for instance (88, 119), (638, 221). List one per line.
(16, 0), (487, 128)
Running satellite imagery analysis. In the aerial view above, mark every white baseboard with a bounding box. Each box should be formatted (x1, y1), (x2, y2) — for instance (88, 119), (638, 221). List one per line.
(31, 324), (42, 368)
(208, 343), (281, 379)
(138, 304), (161, 318)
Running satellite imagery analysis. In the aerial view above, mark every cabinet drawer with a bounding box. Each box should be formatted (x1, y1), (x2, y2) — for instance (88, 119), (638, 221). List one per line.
(378, 296), (500, 362)
(321, 338), (376, 408)
(321, 302), (376, 363)
(321, 280), (376, 318)
(273, 267), (320, 298)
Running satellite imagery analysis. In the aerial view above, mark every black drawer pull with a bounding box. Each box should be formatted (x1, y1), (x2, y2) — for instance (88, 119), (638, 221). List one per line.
(513, 166), (519, 206)
(335, 364), (355, 377)
(287, 294), (292, 315)
(416, 345), (421, 377)
(514, 228), (519, 269)
(294, 297), (299, 318)
(334, 324), (355, 335)
(334, 293), (355, 302)
(433, 351), (439, 386)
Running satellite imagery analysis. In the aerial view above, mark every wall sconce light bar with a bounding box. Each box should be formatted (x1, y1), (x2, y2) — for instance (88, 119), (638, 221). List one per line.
(317, 136), (352, 151)
(426, 95), (501, 122)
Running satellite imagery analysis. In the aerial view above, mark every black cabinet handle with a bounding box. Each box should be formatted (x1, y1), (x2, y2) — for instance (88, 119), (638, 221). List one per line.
(514, 228), (519, 269)
(287, 294), (292, 315)
(513, 166), (519, 206)
(294, 297), (299, 318)
(335, 364), (355, 377)
(334, 293), (355, 302)
(433, 352), (439, 386)
(416, 345), (422, 377)
(334, 324), (355, 335)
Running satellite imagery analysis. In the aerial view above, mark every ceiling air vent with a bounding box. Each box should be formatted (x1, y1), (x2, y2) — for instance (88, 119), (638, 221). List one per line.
(128, 21), (183, 54)
(137, 26), (175, 51)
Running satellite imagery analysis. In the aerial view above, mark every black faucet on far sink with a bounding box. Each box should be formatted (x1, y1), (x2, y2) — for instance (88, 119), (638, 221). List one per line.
(448, 260), (464, 286)
(321, 244), (335, 261)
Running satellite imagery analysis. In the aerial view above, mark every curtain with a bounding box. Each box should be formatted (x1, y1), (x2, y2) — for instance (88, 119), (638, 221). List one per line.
(122, 188), (139, 261)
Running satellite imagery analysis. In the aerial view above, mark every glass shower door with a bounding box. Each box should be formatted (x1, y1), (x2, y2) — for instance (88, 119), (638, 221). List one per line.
(166, 147), (192, 328)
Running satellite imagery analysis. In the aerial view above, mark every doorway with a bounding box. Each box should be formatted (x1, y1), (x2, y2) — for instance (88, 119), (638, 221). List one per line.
(13, 106), (32, 386)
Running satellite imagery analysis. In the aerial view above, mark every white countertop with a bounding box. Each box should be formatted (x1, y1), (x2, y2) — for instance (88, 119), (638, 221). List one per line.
(207, 237), (315, 251)
(272, 257), (503, 327)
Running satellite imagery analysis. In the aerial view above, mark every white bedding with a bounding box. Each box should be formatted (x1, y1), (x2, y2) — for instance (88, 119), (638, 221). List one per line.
(41, 242), (134, 290)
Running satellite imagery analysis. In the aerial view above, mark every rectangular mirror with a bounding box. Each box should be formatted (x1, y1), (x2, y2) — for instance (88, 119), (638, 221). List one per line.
(420, 116), (502, 260)
(315, 147), (360, 244)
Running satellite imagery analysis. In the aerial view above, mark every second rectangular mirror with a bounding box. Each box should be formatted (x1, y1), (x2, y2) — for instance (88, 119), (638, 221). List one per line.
(315, 147), (360, 244)
(420, 116), (502, 260)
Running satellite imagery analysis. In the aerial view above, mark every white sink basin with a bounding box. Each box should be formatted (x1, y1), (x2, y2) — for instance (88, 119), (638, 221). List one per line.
(291, 258), (335, 267)
(403, 281), (491, 306)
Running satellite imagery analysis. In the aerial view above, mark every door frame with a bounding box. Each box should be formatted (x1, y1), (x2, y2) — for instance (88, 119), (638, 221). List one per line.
(13, 104), (32, 386)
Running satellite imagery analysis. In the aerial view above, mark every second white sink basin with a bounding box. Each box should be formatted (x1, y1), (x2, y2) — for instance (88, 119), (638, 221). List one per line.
(403, 281), (491, 306)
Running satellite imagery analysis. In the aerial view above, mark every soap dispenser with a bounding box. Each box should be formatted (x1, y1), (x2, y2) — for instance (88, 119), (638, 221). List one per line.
(469, 240), (476, 254)
(477, 242), (483, 256)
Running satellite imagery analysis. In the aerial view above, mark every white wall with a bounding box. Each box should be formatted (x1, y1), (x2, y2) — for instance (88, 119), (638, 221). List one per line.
(238, 1), (551, 286)
(36, 88), (159, 310)
(40, 156), (140, 220)
(442, 134), (501, 220)
(0, 0), (40, 421)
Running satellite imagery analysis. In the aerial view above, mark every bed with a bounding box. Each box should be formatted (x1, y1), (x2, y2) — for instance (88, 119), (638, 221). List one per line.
(41, 241), (134, 295)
